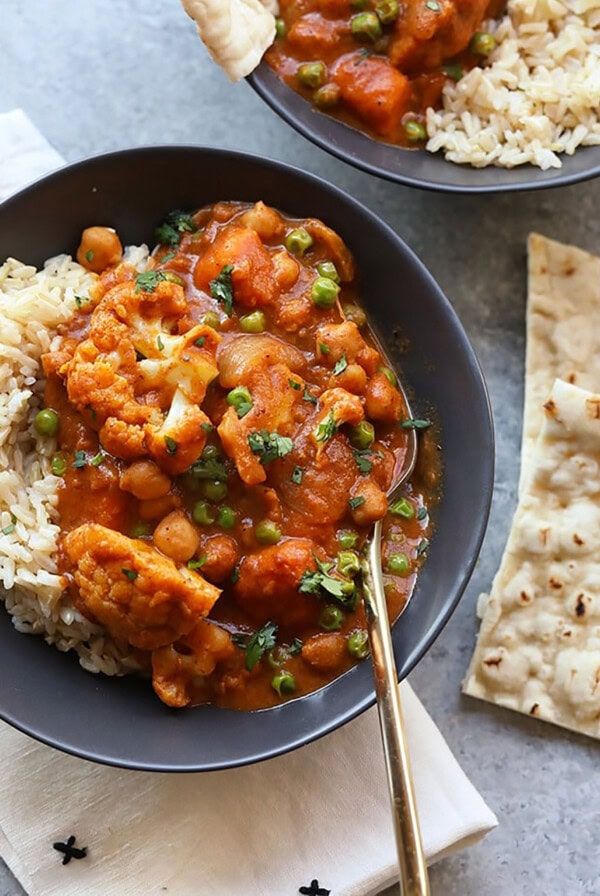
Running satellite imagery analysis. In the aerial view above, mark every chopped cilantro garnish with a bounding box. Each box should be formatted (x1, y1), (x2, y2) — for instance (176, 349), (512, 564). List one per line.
(248, 430), (293, 465)
(333, 354), (348, 376)
(416, 538), (430, 557)
(349, 496), (365, 510)
(156, 335), (164, 351)
(159, 252), (176, 264)
(315, 410), (337, 443)
(155, 210), (198, 247)
(319, 342), (330, 355)
(85, 249), (94, 263)
(89, 452), (104, 467)
(164, 436), (178, 455)
(288, 637), (303, 655)
(2, 514), (17, 536)
(233, 621), (278, 671)
(209, 264), (234, 317)
(194, 336), (206, 348)
(188, 451), (228, 481)
(200, 422), (213, 434)
(299, 556), (354, 606)
(417, 505), (428, 521)
(352, 449), (372, 475)
(303, 389), (318, 405)
(74, 295), (90, 309)
(122, 568), (138, 581)
(231, 565), (240, 584)
(72, 450), (86, 469)
(187, 556), (207, 570)
(291, 466), (303, 484)
(288, 379), (301, 391)
(135, 270), (166, 294)
(402, 418), (432, 430)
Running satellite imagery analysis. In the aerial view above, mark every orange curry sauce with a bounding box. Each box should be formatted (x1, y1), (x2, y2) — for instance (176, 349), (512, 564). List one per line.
(43, 202), (438, 710)
(266, 0), (505, 146)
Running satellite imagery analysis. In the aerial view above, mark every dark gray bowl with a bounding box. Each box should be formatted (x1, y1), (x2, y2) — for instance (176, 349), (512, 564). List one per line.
(0, 146), (493, 770)
(249, 63), (600, 193)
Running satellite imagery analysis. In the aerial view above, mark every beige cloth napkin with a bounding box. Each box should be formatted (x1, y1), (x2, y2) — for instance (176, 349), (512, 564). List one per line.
(0, 109), (498, 896)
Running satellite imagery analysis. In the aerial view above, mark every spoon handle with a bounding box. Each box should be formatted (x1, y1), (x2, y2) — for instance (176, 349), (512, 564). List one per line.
(361, 526), (430, 896)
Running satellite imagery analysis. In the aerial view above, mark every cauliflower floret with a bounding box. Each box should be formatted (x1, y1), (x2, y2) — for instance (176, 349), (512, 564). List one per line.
(60, 272), (220, 473)
(63, 524), (221, 650)
(311, 387), (364, 456)
(151, 619), (234, 707)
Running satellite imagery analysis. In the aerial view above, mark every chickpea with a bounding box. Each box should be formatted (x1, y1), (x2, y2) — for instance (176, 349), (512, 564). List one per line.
(349, 480), (388, 526)
(120, 460), (172, 500)
(364, 372), (403, 423)
(77, 226), (123, 273)
(272, 250), (300, 290)
(200, 535), (239, 583)
(240, 202), (285, 241)
(153, 511), (201, 563)
(331, 363), (367, 395)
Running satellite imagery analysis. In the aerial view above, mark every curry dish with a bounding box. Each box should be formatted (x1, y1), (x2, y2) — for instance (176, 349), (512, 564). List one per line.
(266, 0), (505, 147)
(41, 201), (435, 709)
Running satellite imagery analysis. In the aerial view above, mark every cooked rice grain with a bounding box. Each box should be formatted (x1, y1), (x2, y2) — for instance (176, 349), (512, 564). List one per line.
(427, 0), (600, 169)
(0, 254), (142, 676)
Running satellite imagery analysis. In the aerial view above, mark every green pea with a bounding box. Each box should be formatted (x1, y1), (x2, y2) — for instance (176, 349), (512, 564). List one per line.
(338, 529), (359, 550)
(201, 310), (220, 330)
(51, 452), (67, 476)
(319, 605), (345, 631)
(337, 550), (360, 578)
(443, 63), (464, 82)
(348, 629), (370, 659)
(275, 16), (286, 38)
(470, 31), (496, 56)
(131, 521), (152, 538)
(317, 261), (340, 283)
(217, 506), (236, 530)
(285, 228), (314, 257)
(297, 61), (328, 89)
(201, 480), (228, 502)
(267, 646), (290, 669)
(375, 0), (399, 23)
(227, 385), (253, 416)
(387, 552), (411, 575)
(34, 408), (59, 437)
(351, 12), (382, 42)
(342, 303), (367, 328)
(404, 120), (427, 142)
(314, 83), (341, 109)
(311, 276), (340, 308)
(349, 420), (375, 450)
(379, 366), (397, 387)
(192, 500), (216, 526)
(255, 519), (282, 545)
(389, 497), (414, 519)
(272, 670), (296, 697)
(239, 311), (266, 333)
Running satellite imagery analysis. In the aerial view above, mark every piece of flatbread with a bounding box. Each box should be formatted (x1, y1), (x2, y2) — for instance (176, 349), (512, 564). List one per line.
(463, 379), (600, 740)
(520, 233), (600, 492)
(181, 0), (277, 82)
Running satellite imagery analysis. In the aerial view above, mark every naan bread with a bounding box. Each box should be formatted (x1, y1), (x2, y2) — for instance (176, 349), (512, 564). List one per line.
(181, 0), (277, 82)
(463, 379), (600, 739)
(520, 233), (600, 492)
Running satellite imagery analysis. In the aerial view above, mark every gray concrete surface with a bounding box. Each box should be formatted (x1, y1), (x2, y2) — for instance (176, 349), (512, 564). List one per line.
(1, 1), (599, 894)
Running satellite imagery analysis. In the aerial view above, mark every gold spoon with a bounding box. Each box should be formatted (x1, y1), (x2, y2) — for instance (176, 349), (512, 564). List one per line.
(360, 381), (431, 896)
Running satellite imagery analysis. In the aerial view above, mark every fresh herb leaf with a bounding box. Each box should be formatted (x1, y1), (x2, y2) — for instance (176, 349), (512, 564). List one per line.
(135, 270), (166, 294)
(74, 295), (90, 309)
(231, 564), (240, 584)
(288, 379), (301, 391)
(291, 466), (303, 484)
(315, 410), (337, 443)
(187, 556), (207, 570)
(401, 418), (432, 430)
(164, 436), (178, 455)
(319, 342), (330, 355)
(417, 505), (428, 521)
(159, 252), (176, 264)
(235, 621), (278, 671)
(248, 430), (293, 465)
(354, 47), (374, 64)
(303, 389), (318, 405)
(349, 496), (365, 510)
(86, 403), (97, 421)
(353, 449), (372, 475)
(416, 538), (430, 557)
(189, 452), (228, 481)
(194, 336), (206, 348)
(299, 556), (349, 603)
(85, 249), (94, 263)
(1, 514), (17, 536)
(122, 568), (138, 581)
(200, 422), (213, 434)
(89, 452), (104, 467)
(209, 264), (234, 317)
(288, 638), (303, 656)
(72, 450), (86, 469)
(235, 399), (253, 419)
(333, 354), (348, 376)
(156, 335), (164, 351)
(155, 210), (198, 247)
(163, 271), (184, 286)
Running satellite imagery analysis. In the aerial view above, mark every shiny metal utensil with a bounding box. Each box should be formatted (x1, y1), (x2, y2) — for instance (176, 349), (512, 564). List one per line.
(360, 380), (431, 896)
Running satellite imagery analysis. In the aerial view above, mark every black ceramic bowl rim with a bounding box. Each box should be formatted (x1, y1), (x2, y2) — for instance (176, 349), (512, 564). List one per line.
(248, 63), (600, 193)
(0, 146), (494, 771)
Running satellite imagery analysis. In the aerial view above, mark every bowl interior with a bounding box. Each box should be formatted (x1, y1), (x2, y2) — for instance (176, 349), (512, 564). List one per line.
(249, 64), (600, 193)
(0, 147), (493, 770)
